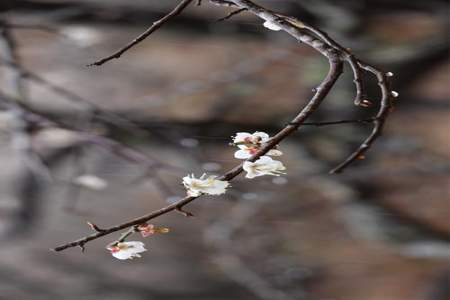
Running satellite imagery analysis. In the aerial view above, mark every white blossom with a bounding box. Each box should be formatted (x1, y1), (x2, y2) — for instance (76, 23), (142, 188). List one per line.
(263, 20), (282, 31)
(233, 132), (270, 145)
(232, 131), (282, 159)
(243, 156), (286, 179)
(107, 241), (147, 260)
(234, 147), (282, 159)
(182, 174), (229, 197)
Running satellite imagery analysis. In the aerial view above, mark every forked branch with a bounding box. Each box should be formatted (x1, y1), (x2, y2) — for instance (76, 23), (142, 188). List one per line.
(52, 0), (395, 252)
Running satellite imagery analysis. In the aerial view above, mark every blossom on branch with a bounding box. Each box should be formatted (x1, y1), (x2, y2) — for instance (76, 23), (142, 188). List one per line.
(107, 241), (147, 260)
(137, 223), (170, 238)
(182, 174), (229, 197)
(233, 132), (270, 145)
(243, 156), (286, 179)
(235, 147), (282, 159)
(232, 131), (282, 159)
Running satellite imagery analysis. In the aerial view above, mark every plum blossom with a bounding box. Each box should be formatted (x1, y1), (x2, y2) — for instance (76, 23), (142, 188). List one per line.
(263, 20), (282, 31)
(232, 131), (282, 159)
(234, 147), (282, 159)
(137, 223), (170, 238)
(243, 156), (286, 179)
(107, 241), (147, 260)
(233, 132), (270, 145)
(183, 174), (229, 197)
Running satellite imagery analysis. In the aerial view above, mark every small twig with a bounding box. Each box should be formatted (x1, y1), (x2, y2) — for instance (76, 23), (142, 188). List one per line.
(292, 118), (375, 127)
(88, 0), (195, 66)
(86, 221), (106, 233)
(176, 206), (195, 217)
(216, 8), (247, 22)
(116, 227), (138, 243)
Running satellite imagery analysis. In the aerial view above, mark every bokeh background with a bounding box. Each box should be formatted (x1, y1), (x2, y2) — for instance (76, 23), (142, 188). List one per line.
(0, 1), (449, 299)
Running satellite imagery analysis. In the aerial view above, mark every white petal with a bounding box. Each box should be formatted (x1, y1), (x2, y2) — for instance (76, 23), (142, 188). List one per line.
(243, 161), (258, 178)
(233, 132), (252, 144)
(245, 172), (257, 179)
(263, 20), (282, 31)
(243, 156), (286, 178)
(255, 156), (273, 164)
(205, 180), (229, 195)
(252, 131), (270, 142)
(110, 241), (147, 260)
(187, 189), (202, 197)
(182, 175), (193, 186)
(234, 149), (252, 159)
(112, 251), (133, 260)
(126, 241), (146, 252)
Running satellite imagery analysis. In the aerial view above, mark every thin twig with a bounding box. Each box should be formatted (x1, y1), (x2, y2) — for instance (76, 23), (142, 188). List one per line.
(88, 0), (195, 66)
(216, 8), (247, 22)
(294, 118), (375, 127)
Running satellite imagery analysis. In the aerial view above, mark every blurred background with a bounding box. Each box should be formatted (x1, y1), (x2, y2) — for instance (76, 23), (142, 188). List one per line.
(0, 1), (448, 299)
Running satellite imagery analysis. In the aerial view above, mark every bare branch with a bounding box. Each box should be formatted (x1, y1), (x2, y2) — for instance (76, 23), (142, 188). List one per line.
(88, 0), (196, 66)
(294, 118), (375, 127)
(329, 62), (393, 173)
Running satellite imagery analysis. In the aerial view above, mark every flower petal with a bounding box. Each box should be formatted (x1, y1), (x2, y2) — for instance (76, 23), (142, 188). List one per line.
(233, 132), (252, 144)
(252, 132), (270, 142)
(234, 149), (251, 159)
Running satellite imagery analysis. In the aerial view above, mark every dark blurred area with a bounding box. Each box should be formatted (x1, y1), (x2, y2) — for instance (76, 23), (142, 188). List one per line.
(0, 1), (449, 300)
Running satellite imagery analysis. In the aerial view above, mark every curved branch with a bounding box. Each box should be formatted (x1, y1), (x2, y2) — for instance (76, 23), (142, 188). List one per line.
(52, 57), (343, 252)
(52, 0), (394, 252)
(329, 62), (393, 173)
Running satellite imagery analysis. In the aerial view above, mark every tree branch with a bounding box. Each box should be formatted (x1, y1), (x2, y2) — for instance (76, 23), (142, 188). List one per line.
(52, 0), (394, 252)
(88, 0), (195, 66)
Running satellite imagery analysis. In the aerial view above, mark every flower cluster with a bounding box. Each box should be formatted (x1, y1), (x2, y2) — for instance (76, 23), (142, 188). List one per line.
(182, 131), (286, 197)
(108, 131), (286, 261)
(232, 131), (286, 178)
(107, 223), (169, 260)
(232, 132), (282, 159)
